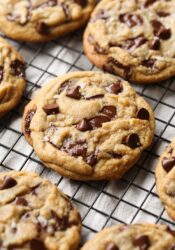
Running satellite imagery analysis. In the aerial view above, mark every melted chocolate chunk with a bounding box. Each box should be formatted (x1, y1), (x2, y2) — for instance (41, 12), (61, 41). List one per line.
(171, 245), (175, 250)
(94, 43), (108, 54)
(103, 64), (115, 74)
(14, 197), (28, 206)
(74, 0), (87, 7)
(85, 154), (97, 166)
(167, 226), (175, 237)
(119, 13), (143, 27)
(58, 80), (70, 94)
(51, 210), (69, 231)
(66, 86), (81, 99)
(7, 13), (19, 22)
(86, 94), (104, 100)
(61, 2), (70, 18)
(89, 115), (111, 128)
(76, 119), (92, 131)
(152, 20), (171, 40)
(157, 12), (170, 17)
(142, 59), (156, 68)
(0, 176), (17, 190)
(133, 235), (150, 250)
(0, 66), (3, 82)
(25, 109), (36, 135)
(110, 152), (123, 159)
(108, 57), (132, 80)
(136, 108), (150, 120)
(100, 105), (116, 119)
(162, 156), (175, 172)
(30, 239), (46, 250)
(148, 37), (160, 50)
(124, 134), (141, 149)
(106, 82), (123, 94)
(106, 243), (119, 250)
(122, 35), (147, 51)
(36, 22), (49, 35)
(144, 0), (157, 7)
(42, 103), (59, 115)
(11, 60), (26, 77)
(62, 139), (87, 157)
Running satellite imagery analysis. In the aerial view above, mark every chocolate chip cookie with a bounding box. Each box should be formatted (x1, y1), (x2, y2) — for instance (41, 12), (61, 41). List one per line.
(0, 0), (95, 42)
(155, 138), (175, 220)
(81, 224), (175, 250)
(84, 0), (175, 83)
(0, 171), (81, 249)
(22, 71), (155, 180)
(0, 37), (26, 117)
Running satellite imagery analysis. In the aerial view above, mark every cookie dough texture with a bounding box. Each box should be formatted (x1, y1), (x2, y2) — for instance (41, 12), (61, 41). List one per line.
(22, 71), (155, 181)
(81, 224), (175, 250)
(84, 0), (175, 83)
(0, 0), (95, 42)
(156, 138), (175, 221)
(0, 171), (81, 250)
(0, 37), (26, 117)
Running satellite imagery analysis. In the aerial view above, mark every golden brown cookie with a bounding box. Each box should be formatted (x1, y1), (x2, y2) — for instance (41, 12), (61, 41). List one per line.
(22, 71), (155, 181)
(83, 0), (175, 83)
(0, 0), (95, 42)
(81, 224), (175, 250)
(0, 37), (26, 117)
(156, 138), (175, 221)
(0, 171), (81, 249)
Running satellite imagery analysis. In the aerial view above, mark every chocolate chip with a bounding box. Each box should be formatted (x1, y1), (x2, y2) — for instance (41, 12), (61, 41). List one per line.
(51, 210), (69, 231)
(110, 152), (123, 159)
(133, 235), (150, 250)
(61, 3), (70, 18)
(0, 176), (17, 190)
(103, 64), (115, 74)
(86, 94), (104, 100)
(30, 239), (46, 250)
(144, 0), (157, 7)
(42, 103), (59, 115)
(171, 245), (175, 250)
(142, 59), (156, 68)
(157, 12), (170, 17)
(0, 66), (3, 82)
(106, 82), (123, 94)
(62, 139), (87, 158)
(108, 57), (132, 80)
(36, 22), (49, 35)
(58, 80), (70, 94)
(122, 35), (147, 51)
(89, 115), (111, 128)
(106, 243), (119, 250)
(14, 197), (28, 206)
(162, 156), (175, 172)
(148, 37), (160, 50)
(152, 20), (171, 40)
(124, 134), (141, 149)
(136, 108), (150, 120)
(85, 154), (97, 166)
(94, 43), (108, 54)
(11, 60), (26, 77)
(25, 109), (36, 135)
(74, 0), (87, 7)
(66, 86), (81, 99)
(167, 226), (175, 237)
(119, 13), (143, 27)
(7, 13), (19, 22)
(76, 119), (92, 131)
(100, 106), (116, 119)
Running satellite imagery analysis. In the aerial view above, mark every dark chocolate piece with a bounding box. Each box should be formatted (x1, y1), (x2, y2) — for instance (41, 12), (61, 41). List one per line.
(0, 176), (17, 190)
(42, 103), (59, 115)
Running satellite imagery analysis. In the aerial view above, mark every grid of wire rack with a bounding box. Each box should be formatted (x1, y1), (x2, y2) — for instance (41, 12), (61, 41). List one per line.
(0, 28), (175, 246)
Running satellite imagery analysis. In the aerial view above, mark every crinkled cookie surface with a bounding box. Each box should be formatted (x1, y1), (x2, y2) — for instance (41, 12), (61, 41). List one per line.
(0, 171), (81, 250)
(22, 71), (155, 180)
(84, 0), (175, 83)
(0, 0), (95, 42)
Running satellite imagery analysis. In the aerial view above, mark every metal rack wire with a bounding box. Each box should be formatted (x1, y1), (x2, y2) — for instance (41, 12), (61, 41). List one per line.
(0, 29), (175, 245)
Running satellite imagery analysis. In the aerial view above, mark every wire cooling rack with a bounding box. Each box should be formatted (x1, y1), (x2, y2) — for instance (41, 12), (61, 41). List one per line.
(0, 28), (175, 246)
